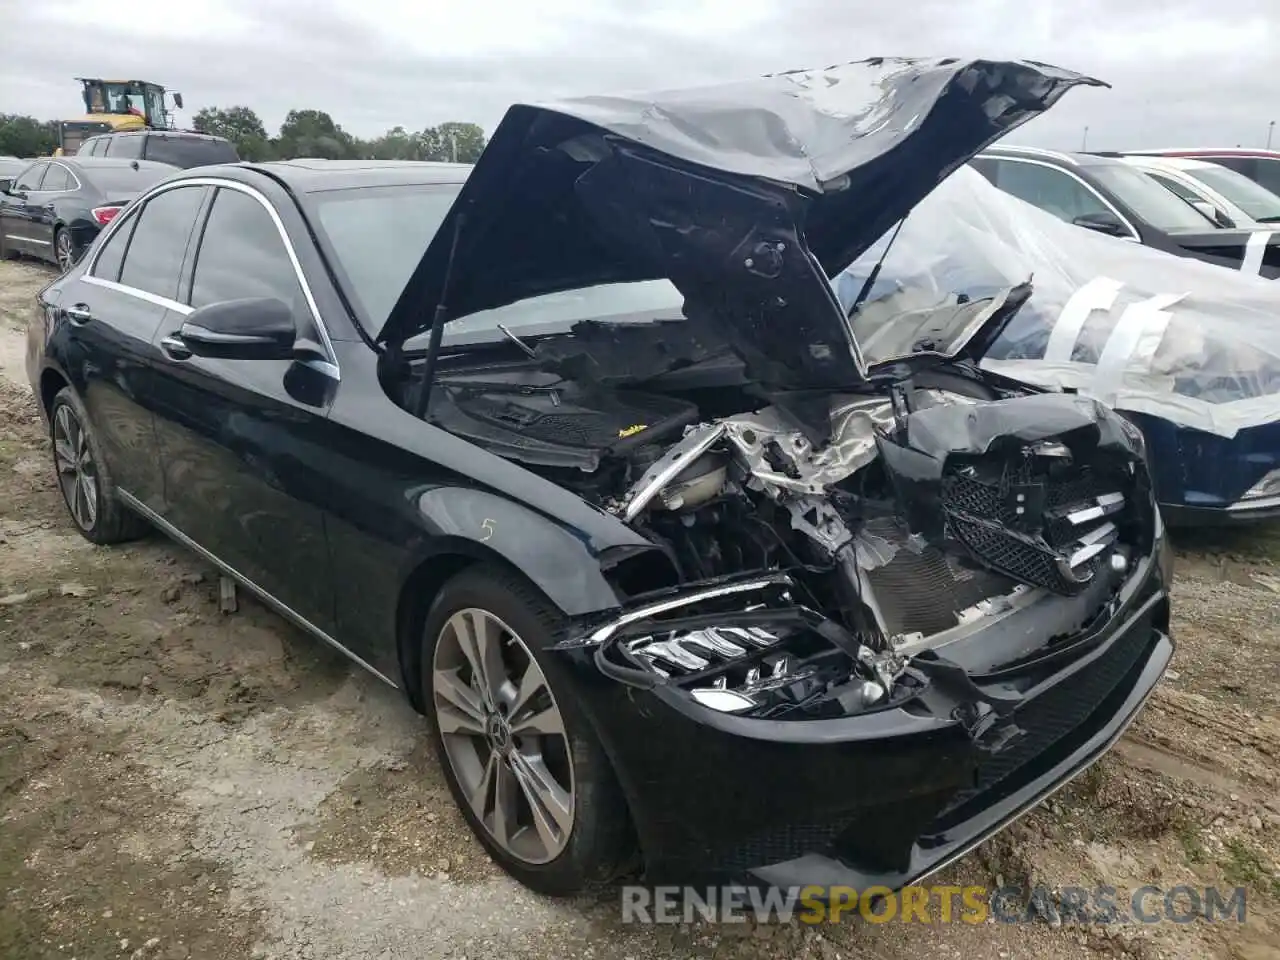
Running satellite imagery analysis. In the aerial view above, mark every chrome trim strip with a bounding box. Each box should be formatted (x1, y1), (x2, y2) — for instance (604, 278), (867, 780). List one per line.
(1066, 491), (1125, 525)
(5, 235), (51, 246)
(82, 275), (193, 314)
(579, 574), (793, 647)
(116, 489), (399, 689)
(1227, 492), (1280, 512)
(85, 176), (340, 377)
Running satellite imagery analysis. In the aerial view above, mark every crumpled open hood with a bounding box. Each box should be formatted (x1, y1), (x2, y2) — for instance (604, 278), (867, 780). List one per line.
(381, 57), (1106, 389)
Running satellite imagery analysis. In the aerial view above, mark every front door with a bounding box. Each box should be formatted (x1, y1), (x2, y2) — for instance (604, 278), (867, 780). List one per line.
(0, 161), (49, 258)
(147, 182), (340, 635)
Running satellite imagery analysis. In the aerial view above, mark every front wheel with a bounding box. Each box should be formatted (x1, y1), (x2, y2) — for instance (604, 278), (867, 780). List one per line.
(420, 566), (633, 895)
(49, 387), (148, 544)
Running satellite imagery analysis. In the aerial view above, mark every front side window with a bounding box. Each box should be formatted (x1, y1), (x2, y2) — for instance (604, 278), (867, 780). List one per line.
(117, 186), (209, 300)
(189, 187), (311, 329)
(15, 163), (48, 192)
(1187, 164), (1280, 223)
(990, 160), (1115, 225)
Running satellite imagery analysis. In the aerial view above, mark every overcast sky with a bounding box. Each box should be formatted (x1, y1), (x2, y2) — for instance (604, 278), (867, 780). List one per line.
(3, 0), (1276, 150)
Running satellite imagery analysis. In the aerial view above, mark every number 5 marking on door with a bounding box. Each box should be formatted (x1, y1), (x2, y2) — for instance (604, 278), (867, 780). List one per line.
(480, 518), (496, 541)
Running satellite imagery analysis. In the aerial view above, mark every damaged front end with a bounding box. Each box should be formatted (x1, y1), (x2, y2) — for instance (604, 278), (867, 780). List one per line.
(554, 385), (1172, 885)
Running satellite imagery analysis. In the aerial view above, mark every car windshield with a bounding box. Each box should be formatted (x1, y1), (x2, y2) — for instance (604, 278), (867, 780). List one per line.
(1187, 165), (1280, 223)
(311, 182), (684, 340)
(88, 165), (173, 193)
(1088, 163), (1219, 232)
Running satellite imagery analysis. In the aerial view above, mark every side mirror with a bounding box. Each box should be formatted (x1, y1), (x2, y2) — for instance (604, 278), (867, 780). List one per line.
(1072, 211), (1129, 237)
(173, 93), (184, 109)
(178, 298), (297, 360)
(0, 178), (12, 195)
(1190, 200), (1234, 228)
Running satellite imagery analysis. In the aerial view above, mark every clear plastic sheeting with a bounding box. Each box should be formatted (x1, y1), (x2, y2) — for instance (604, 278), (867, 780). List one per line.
(835, 167), (1280, 438)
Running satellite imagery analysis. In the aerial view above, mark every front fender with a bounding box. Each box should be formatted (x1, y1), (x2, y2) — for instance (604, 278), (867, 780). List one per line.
(413, 486), (652, 616)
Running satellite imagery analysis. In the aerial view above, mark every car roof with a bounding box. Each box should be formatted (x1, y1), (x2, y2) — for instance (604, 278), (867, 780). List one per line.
(1128, 147), (1280, 159)
(980, 144), (1126, 171)
(188, 159), (475, 193)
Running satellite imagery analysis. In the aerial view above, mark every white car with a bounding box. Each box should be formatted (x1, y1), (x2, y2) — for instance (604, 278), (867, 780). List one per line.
(1114, 155), (1280, 229)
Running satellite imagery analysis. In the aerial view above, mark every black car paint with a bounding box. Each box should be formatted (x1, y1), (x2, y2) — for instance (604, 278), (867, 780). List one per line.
(29, 163), (659, 689)
(972, 148), (1280, 278)
(27, 81), (1172, 889)
(0, 156), (174, 268)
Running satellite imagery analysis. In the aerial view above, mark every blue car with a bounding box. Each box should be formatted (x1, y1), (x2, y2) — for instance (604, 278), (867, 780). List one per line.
(835, 166), (1280, 524)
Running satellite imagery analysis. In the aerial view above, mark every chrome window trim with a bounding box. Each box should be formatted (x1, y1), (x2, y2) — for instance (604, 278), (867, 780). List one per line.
(83, 275), (192, 314)
(978, 154), (1143, 243)
(85, 176), (340, 376)
(28, 161), (83, 194)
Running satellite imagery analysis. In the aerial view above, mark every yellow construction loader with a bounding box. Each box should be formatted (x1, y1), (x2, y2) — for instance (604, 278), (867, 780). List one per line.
(55, 78), (185, 156)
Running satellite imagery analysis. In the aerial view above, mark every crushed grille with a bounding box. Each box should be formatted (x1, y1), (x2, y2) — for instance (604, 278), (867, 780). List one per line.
(941, 455), (1134, 596)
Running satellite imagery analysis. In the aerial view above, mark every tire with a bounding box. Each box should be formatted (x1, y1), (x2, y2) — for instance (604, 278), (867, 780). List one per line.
(420, 565), (633, 895)
(54, 227), (76, 273)
(48, 387), (148, 544)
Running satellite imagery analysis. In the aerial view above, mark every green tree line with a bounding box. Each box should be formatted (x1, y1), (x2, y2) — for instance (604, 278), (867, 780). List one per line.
(0, 106), (487, 163)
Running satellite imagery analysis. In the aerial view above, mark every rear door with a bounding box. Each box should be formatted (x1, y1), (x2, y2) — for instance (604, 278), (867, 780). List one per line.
(148, 180), (340, 633)
(52, 182), (209, 511)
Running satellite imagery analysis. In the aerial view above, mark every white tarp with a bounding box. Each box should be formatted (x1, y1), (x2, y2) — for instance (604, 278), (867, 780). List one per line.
(834, 166), (1280, 438)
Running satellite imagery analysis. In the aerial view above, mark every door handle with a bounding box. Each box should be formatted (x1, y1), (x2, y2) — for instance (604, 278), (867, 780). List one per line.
(159, 335), (193, 361)
(65, 304), (93, 325)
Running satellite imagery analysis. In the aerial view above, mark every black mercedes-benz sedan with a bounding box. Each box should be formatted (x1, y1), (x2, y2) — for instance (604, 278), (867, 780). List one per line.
(26, 58), (1173, 897)
(0, 156), (174, 271)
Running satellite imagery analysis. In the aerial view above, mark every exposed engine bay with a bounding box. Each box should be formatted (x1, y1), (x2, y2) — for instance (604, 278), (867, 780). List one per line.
(412, 316), (1153, 723)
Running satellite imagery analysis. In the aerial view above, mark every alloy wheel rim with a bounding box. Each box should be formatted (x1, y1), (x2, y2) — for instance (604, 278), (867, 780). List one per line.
(56, 233), (74, 271)
(53, 405), (99, 531)
(432, 607), (575, 864)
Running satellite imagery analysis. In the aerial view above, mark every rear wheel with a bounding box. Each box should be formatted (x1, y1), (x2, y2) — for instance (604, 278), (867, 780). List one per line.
(420, 566), (632, 895)
(54, 228), (76, 272)
(49, 387), (148, 544)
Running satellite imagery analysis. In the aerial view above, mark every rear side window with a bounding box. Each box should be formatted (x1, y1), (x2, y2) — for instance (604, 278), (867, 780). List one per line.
(106, 136), (143, 159)
(91, 211), (140, 282)
(118, 185), (209, 300)
(80, 139), (100, 156)
(144, 137), (239, 169)
(40, 166), (72, 192)
(189, 188), (309, 320)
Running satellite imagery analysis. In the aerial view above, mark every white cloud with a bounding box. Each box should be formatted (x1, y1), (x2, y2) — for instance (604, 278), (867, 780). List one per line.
(2, 0), (1275, 150)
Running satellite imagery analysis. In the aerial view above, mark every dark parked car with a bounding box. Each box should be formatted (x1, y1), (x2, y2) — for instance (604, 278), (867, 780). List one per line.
(26, 59), (1171, 896)
(1123, 148), (1280, 196)
(0, 157), (175, 270)
(77, 129), (240, 169)
(971, 146), (1280, 278)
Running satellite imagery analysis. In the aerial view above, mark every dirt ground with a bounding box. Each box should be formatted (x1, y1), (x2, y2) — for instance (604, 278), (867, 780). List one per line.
(2, 257), (1279, 960)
